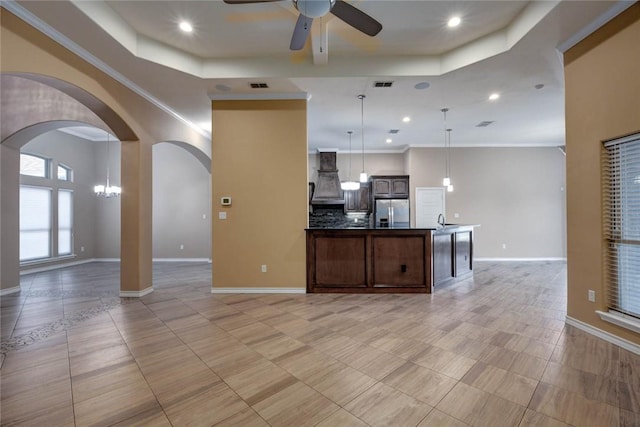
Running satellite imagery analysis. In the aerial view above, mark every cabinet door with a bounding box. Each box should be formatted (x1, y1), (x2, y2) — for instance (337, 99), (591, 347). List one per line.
(433, 233), (453, 285)
(390, 178), (409, 197)
(344, 184), (370, 212)
(455, 231), (472, 276)
(372, 179), (391, 197)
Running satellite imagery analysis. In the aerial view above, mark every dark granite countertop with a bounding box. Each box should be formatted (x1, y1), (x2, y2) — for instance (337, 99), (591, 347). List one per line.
(306, 224), (479, 231)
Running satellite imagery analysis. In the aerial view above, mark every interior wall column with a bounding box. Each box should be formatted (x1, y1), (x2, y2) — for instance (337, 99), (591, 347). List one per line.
(0, 143), (21, 294)
(211, 96), (308, 291)
(120, 139), (153, 296)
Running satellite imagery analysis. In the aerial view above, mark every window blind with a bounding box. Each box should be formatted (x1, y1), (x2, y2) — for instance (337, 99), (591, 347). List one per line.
(58, 190), (73, 255)
(603, 133), (640, 319)
(19, 186), (52, 261)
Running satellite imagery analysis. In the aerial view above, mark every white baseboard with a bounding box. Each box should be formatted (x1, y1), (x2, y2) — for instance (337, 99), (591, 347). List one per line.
(565, 315), (640, 356)
(0, 286), (21, 296)
(20, 258), (97, 275)
(475, 257), (567, 262)
(94, 258), (120, 262)
(211, 287), (306, 294)
(120, 286), (154, 298)
(152, 258), (210, 262)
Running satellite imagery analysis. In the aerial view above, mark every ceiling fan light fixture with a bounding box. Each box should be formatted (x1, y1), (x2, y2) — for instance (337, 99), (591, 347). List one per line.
(293, 0), (335, 18)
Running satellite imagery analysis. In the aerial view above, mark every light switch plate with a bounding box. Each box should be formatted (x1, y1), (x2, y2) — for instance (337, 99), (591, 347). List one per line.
(219, 212), (227, 220)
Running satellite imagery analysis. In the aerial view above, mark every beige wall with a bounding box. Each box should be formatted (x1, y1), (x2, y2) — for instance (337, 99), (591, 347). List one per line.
(212, 100), (307, 289)
(564, 3), (640, 344)
(407, 146), (566, 259)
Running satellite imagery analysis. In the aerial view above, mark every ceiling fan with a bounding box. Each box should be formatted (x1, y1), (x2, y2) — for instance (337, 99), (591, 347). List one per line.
(223, 0), (382, 50)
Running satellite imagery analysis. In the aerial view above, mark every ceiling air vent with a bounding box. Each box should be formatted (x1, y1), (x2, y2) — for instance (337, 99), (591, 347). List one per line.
(374, 81), (394, 88)
(476, 121), (494, 127)
(389, 129), (400, 134)
(250, 82), (269, 89)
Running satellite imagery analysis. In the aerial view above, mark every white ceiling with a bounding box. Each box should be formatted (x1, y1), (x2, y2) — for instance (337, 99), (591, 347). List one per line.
(8, 0), (635, 152)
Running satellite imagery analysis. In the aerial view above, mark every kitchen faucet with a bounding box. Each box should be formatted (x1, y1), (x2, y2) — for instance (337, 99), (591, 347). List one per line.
(437, 213), (445, 228)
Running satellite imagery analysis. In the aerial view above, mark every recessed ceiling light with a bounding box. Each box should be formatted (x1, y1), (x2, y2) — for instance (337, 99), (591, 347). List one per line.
(535, 83), (545, 90)
(179, 21), (193, 33)
(489, 93), (500, 101)
(414, 82), (430, 90)
(402, 117), (411, 123)
(386, 138), (393, 143)
(447, 16), (461, 28)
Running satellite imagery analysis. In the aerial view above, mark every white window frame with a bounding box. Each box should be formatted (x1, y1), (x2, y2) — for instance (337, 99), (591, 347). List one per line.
(20, 153), (50, 178)
(57, 163), (73, 182)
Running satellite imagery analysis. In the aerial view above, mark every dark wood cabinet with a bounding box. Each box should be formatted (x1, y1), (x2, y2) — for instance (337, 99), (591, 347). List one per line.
(344, 183), (370, 212)
(371, 176), (410, 199)
(307, 225), (475, 293)
(372, 236), (425, 287)
(307, 228), (432, 293)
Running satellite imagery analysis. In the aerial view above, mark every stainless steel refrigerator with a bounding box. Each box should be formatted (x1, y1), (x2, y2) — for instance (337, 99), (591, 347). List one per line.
(375, 199), (410, 228)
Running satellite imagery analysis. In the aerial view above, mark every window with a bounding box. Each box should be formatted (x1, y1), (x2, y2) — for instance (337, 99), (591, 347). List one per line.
(603, 133), (640, 319)
(57, 164), (72, 181)
(19, 186), (52, 261)
(58, 190), (73, 255)
(20, 153), (49, 178)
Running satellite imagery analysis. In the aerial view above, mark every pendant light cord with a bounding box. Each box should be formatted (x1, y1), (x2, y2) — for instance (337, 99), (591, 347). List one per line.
(348, 131), (353, 180)
(359, 94), (366, 179)
(105, 131), (111, 188)
(441, 108), (449, 178)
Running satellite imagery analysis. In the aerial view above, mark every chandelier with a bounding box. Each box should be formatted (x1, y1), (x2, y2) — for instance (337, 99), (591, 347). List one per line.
(94, 130), (121, 198)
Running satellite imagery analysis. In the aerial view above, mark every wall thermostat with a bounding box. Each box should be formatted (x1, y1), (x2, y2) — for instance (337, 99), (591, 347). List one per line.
(221, 196), (232, 206)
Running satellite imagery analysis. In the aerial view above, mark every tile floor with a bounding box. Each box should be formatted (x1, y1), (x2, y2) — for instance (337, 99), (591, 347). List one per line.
(1, 261), (639, 426)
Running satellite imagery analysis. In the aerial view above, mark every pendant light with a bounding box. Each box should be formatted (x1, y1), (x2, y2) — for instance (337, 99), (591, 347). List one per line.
(340, 131), (360, 191)
(358, 94), (368, 183)
(94, 130), (121, 198)
(441, 108), (453, 192)
(446, 128), (454, 192)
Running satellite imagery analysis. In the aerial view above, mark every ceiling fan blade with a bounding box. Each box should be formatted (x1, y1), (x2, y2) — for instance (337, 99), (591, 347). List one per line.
(290, 14), (313, 50)
(330, 0), (382, 37)
(223, 0), (281, 4)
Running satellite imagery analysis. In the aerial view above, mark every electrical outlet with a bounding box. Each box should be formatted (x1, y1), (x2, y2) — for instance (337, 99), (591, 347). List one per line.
(454, 213), (460, 218)
(588, 289), (595, 302)
(261, 264), (267, 273)
(80, 246), (85, 252)
(502, 243), (507, 249)
(219, 212), (227, 220)
(180, 244), (184, 250)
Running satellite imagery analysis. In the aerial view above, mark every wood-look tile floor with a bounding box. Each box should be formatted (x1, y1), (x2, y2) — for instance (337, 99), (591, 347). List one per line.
(1, 261), (639, 426)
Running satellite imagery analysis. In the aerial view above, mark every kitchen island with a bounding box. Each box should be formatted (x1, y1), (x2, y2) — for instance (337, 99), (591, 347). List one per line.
(306, 225), (476, 293)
